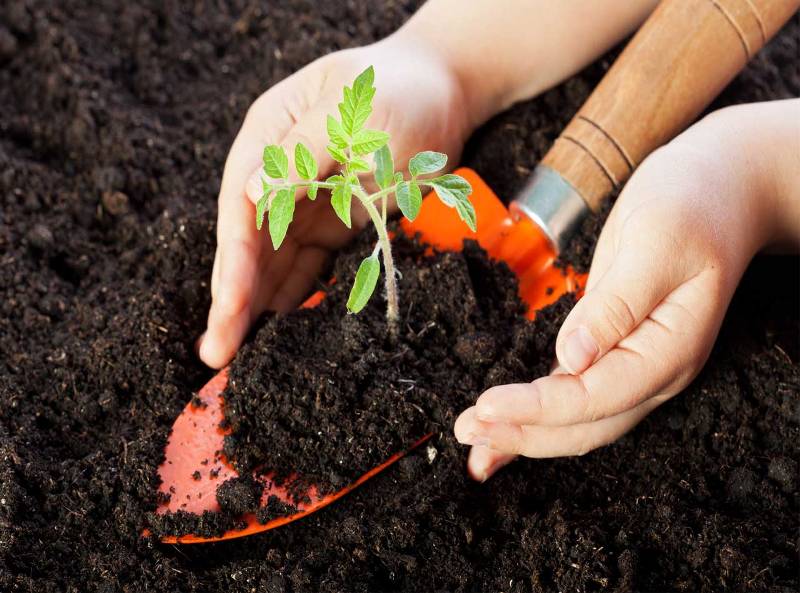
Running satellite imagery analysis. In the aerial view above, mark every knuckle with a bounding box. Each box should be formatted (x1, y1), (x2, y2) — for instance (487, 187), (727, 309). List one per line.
(574, 374), (598, 422)
(600, 292), (637, 342)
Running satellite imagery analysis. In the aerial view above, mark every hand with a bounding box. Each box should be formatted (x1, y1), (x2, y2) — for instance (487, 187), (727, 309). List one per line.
(198, 37), (472, 368)
(454, 100), (800, 481)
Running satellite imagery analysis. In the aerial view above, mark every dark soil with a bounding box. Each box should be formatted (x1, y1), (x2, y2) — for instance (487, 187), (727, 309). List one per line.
(0, 2), (797, 592)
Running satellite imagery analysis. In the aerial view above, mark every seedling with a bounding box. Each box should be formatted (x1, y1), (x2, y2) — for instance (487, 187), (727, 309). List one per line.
(254, 66), (475, 335)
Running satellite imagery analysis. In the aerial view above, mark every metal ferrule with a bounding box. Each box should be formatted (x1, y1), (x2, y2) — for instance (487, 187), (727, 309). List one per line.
(510, 165), (590, 254)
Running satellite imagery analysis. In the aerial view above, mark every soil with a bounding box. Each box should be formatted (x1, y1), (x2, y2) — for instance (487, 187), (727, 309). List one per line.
(0, 2), (797, 592)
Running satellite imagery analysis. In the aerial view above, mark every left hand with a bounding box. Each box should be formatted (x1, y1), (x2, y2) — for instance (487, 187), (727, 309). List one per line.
(454, 100), (800, 481)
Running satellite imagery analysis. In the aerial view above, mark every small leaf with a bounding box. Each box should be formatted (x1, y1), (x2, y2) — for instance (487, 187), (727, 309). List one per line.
(373, 144), (394, 190)
(429, 174), (476, 231)
(429, 174), (472, 206)
(409, 151), (447, 177)
(395, 181), (422, 221)
(325, 174), (345, 185)
(353, 65), (375, 91)
(307, 183), (318, 201)
(350, 158), (371, 172)
(327, 144), (348, 164)
(294, 142), (318, 180)
(327, 115), (349, 148)
(347, 254), (381, 314)
(255, 182), (273, 230)
(455, 199), (477, 232)
(262, 145), (289, 179)
(339, 66), (376, 136)
(351, 129), (390, 156)
(394, 172), (404, 184)
(331, 182), (352, 228)
(268, 187), (295, 249)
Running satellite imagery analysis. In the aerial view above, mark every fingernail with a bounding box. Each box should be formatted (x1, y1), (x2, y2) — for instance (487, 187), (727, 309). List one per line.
(467, 434), (490, 447)
(458, 433), (490, 447)
(475, 409), (497, 422)
(562, 326), (598, 374)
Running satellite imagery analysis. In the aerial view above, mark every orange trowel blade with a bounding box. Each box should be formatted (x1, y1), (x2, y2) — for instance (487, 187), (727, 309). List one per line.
(401, 168), (586, 315)
(149, 167), (585, 544)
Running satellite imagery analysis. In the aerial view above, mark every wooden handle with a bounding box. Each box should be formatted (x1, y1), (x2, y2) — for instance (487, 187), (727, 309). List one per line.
(542, 0), (799, 212)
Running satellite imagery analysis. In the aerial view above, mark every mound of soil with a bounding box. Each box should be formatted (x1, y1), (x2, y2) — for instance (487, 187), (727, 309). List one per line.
(150, 234), (573, 538)
(0, 1), (797, 592)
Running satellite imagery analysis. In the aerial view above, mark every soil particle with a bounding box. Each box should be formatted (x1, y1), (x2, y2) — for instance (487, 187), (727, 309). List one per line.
(0, 1), (797, 591)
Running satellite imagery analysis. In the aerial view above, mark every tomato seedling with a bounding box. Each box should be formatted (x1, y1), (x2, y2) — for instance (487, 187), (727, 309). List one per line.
(255, 66), (475, 335)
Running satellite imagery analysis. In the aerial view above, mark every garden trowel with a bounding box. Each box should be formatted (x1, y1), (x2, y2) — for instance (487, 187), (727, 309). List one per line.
(149, 0), (797, 543)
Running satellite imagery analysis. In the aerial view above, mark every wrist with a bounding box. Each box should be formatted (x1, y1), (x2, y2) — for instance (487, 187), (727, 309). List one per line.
(389, 17), (508, 131)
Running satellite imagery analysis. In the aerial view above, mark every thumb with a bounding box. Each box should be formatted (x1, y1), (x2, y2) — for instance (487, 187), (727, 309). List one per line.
(556, 242), (686, 375)
(244, 105), (337, 205)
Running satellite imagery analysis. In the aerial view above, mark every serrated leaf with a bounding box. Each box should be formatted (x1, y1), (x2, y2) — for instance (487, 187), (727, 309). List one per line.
(307, 183), (318, 201)
(327, 144), (348, 164)
(351, 129), (389, 156)
(255, 183), (273, 230)
(395, 181), (422, 222)
(327, 115), (349, 148)
(325, 174), (345, 184)
(294, 142), (317, 180)
(339, 66), (376, 136)
(429, 174), (476, 231)
(268, 187), (295, 249)
(409, 151), (447, 177)
(373, 144), (394, 190)
(429, 174), (472, 206)
(331, 182), (352, 228)
(350, 158), (371, 172)
(455, 199), (477, 232)
(262, 145), (289, 179)
(353, 65), (375, 90)
(346, 254), (380, 314)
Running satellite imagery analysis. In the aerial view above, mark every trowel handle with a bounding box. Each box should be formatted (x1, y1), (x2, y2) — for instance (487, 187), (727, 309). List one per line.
(541, 0), (798, 212)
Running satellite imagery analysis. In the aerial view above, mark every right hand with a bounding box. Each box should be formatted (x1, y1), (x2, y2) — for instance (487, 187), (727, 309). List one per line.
(198, 36), (474, 368)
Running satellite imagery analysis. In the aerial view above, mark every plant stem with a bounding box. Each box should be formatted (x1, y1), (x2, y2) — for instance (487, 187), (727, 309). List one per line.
(356, 187), (400, 337)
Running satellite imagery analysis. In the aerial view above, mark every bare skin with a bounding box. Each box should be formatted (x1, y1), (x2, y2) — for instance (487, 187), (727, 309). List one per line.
(454, 99), (800, 481)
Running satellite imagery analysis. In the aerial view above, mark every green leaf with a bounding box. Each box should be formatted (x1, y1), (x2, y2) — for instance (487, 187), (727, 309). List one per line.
(327, 115), (349, 148)
(307, 183), (318, 201)
(347, 254), (381, 314)
(268, 187), (295, 249)
(394, 172), (404, 184)
(350, 158), (371, 172)
(331, 182), (352, 228)
(327, 144), (348, 164)
(373, 144), (394, 190)
(455, 199), (477, 232)
(395, 181), (422, 222)
(351, 129), (389, 156)
(429, 174), (472, 207)
(354, 65), (375, 90)
(409, 151), (447, 177)
(256, 182), (273, 230)
(294, 142), (318, 180)
(339, 66), (376, 136)
(262, 145), (289, 179)
(430, 174), (476, 231)
(325, 174), (345, 185)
